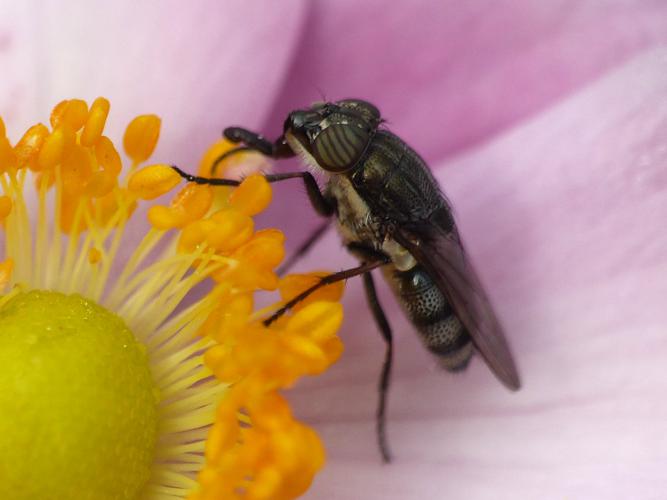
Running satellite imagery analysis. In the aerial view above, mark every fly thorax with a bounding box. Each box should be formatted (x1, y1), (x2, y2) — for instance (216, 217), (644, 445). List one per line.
(327, 175), (378, 246)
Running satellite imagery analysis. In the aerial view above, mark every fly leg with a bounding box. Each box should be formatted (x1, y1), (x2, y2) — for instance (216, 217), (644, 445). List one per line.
(223, 127), (294, 158)
(172, 140), (335, 272)
(208, 127), (295, 173)
(362, 271), (394, 463)
(263, 258), (390, 326)
(171, 168), (334, 217)
(174, 123), (335, 216)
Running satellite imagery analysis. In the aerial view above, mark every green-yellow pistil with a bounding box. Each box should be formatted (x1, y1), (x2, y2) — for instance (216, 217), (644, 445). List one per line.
(0, 290), (158, 500)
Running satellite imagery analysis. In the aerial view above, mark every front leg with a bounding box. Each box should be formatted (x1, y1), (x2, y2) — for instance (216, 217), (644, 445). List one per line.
(211, 127), (295, 173)
(172, 167), (334, 218)
(223, 127), (294, 159)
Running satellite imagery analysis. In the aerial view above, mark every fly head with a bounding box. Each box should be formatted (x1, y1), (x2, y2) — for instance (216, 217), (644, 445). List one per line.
(284, 99), (381, 173)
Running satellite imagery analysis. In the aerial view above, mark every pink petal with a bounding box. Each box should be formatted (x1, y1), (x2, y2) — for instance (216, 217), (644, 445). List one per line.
(0, 1), (308, 267)
(259, 0), (667, 252)
(0, 0), (307, 165)
(267, 0), (667, 162)
(292, 48), (667, 499)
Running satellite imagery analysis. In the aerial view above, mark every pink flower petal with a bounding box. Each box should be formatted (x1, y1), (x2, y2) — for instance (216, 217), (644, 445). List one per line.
(259, 0), (667, 253)
(292, 48), (667, 499)
(267, 0), (667, 161)
(0, 0), (307, 165)
(0, 0), (308, 267)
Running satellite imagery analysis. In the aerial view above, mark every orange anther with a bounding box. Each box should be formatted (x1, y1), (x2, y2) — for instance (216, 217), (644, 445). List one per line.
(50, 99), (89, 131)
(61, 144), (94, 196)
(287, 301), (344, 344)
(246, 466), (282, 499)
(247, 392), (292, 431)
(253, 228), (285, 243)
(94, 136), (122, 175)
(80, 97), (110, 147)
(215, 262), (277, 291)
(147, 205), (186, 230)
(178, 219), (215, 252)
(14, 123), (49, 171)
(123, 114), (161, 164)
(170, 183), (213, 223)
(197, 139), (237, 177)
(0, 136), (17, 172)
(128, 164), (181, 200)
(322, 336), (344, 365)
(235, 233), (285, 270)
(282, 336), (328, 374)
(85, 170), (116, 198)
(210, 293), (254, 343)
(37, 126), (76, 170)
(206, 209), (254, 253)
(229, 174), (272, 216)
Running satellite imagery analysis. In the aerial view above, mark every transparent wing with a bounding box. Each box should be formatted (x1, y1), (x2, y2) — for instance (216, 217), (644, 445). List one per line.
(392, 219), (520, 390)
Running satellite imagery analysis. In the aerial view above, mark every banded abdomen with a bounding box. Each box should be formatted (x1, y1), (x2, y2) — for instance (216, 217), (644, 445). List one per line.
(383, 264), (473, 371)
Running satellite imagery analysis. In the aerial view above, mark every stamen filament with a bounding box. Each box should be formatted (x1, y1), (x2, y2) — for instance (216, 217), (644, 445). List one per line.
(34, 177), (49, 287)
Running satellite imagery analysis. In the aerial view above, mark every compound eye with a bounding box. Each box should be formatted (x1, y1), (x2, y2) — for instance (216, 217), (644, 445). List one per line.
(313, 123), (370, 172)
(336, 99), (381, 122)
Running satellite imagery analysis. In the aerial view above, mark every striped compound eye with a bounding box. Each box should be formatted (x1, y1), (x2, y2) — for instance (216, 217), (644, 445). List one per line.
(312, 121), (371, 172)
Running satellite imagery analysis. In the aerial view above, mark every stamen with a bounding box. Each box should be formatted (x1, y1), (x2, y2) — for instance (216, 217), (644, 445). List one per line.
(129, 164), (183, 200)
(14, 123), (49, 172)
(80, 97), (110, 146)
(123, 114), (161, 165)
(50, 99), (89, 131)
(0, 135), (17, 171)
(170, 183), (214, 224)
(229, 174), (272, 216)
(0, 98), (344, 500)
(94, 136), (122, 174)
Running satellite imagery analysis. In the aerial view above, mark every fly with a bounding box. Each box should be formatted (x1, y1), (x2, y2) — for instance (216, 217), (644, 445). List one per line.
(172, 98), (520, 462)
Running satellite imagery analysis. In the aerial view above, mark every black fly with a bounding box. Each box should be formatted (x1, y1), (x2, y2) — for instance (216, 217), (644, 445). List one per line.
(173, 99), (520, 462)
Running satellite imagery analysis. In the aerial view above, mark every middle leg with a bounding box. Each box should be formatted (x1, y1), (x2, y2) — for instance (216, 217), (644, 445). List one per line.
(263, 258), (390, 327)
(363, 271), (394, 463)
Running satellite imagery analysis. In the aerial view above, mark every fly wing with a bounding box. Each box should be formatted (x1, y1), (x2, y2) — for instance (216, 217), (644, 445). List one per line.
(392, 216), (520, 390)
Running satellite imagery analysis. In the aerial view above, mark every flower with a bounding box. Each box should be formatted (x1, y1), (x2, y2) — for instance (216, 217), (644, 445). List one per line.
(2, 1), (667, 498)
(0, 99), (345, 500)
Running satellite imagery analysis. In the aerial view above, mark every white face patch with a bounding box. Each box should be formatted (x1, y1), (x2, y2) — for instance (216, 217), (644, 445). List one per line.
(285, 131), (326, 176)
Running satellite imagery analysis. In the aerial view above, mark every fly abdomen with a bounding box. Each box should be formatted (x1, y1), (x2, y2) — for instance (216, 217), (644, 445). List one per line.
(386, 265), (473, 371)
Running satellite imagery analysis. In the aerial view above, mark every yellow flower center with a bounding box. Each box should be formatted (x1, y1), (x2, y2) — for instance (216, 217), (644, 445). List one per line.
(0, 290), (157, 500)
(0, 98), (346, 500)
